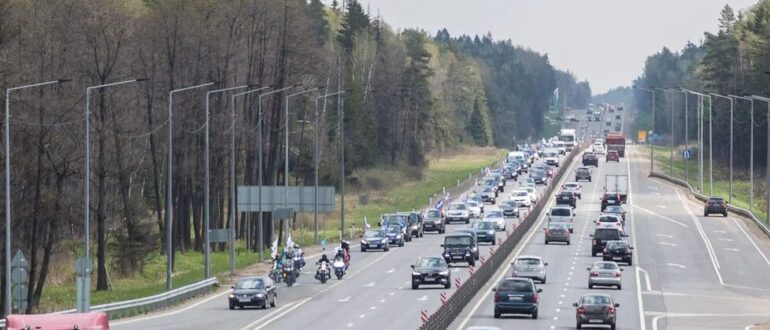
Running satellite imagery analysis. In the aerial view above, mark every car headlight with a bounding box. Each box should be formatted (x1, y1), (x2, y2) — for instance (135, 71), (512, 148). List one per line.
(412, 272), (421, 276)
(256, 293), (265, 298)
(397, 234), (402, 239)
(228, 294), (235, 299)
(439, 270), (449, 275)
(412, 225), (419, 229)
(381, 238), (388, 243)
(361, 240), (367, 245)
(539, 270), (545, 274)
(488, 231), (495, 235)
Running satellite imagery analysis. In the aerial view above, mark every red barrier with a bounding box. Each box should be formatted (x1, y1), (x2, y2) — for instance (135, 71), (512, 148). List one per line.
(455, 277), (461, 288)
(440, 292), (447, 304)
(468, 266), (475, 275)
(421, 310), (429, 324)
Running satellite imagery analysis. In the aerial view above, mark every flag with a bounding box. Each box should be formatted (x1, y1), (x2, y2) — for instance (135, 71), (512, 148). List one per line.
(286, 233), (294, 249)
(364, 217), (371, 229)
(270, 238), (278, 258)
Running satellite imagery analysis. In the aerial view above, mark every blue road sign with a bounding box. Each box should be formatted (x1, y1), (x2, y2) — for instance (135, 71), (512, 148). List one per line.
(683, 149), (692, 160)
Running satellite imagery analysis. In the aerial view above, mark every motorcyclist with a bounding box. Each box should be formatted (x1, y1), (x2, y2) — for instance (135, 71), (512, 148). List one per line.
(293, 244), (306, 270)
(315, 254), (331, 279)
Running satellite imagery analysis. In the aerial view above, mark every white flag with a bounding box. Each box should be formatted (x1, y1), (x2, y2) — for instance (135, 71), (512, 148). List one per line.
(270, 238), (278, 258)
(364, 217), (371, 229)
(286, 233), (294, 249)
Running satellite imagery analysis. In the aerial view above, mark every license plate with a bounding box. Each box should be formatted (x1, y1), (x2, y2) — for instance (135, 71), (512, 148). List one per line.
(589, 319), (603, 323)
(424, 277), (434, 281)
(608, 200), (616, 204)
(239, 298), (251, 303)
(613, 257), (622, 260)
(508, 296), (523, 301)
(452, 256), (464, 260)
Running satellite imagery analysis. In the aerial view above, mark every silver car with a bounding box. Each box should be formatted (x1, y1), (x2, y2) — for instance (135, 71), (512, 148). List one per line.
(511, 255), (548, 283)
(587, 261), (623, 290)
(548, 206), (574, 233)
(483, 209), (506, 231)
(562, 182), (582, 199)
(499, 200), (520, 218)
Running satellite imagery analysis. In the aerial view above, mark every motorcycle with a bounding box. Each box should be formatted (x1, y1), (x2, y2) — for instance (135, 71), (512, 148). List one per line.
(293, 253), (305, 274)
(333, 255), (347, 280)
(282, 261), (297, 287)
(316, 261), (331, 284)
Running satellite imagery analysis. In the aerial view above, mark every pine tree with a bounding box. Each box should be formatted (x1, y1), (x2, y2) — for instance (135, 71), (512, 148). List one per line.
(306, 0), (329, 43)
(337, 0), (369, 53)
(469, 96), (489, 146)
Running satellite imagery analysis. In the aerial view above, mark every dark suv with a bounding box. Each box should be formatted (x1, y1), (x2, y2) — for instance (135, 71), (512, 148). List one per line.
(441, 234), (476, 266)
(575, 167), (592, 182)
(381, 214), (412, 241)
(493, 277), (542, 319)
(704, 197), (728, 217)
(591, 228), (624, 256)
(422, 209), (445, 233)
(556, 191), (577, 209)
(602, 240), (633, 265)
(600, 192), (622, 212)
(582, 152), (599, 167)
(399, 212), (424, 238)
(411, 257), (451, 289)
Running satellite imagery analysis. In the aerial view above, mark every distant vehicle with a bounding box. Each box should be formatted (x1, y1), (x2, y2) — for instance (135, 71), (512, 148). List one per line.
(556, 191), (577, 209)
(592, 143), (606, 155)
(446, 203), (471, 223)
(522, 186), (539, 204)
(603, 240), (633, 265)
(559, 129), (577, 150)
(453, 229), (481, 260)
(553, 141), (567, 154)
(587, 261), (624, 290)
(548, 206), (575, 233)
(442, 233), (476, 266)
(229, 276), (277, 310)
(704, 197), (728, 217)
(562, 182), (582, 199)
(573, 294), (620, 329)
(479, 186), (498, 204)
(422, 208), (445, 233)
(511, 256), (548, 283)
(471, 221), (497, 245)
(360, 229), (390, 252)
(582, 153), (599, 167)
(543, 149), (560, 166)
(499, 200), (520, 218)
(380, 214), (412, 241)
(508, 151), (528, 169)
(600, 192), (622, 212)
(493, 277), (542, 319)
(595, 214), (624, 234)
(398, 211), (424, 238)
(466, 200), (483, 219)
(606, 150), (620, 162)
(605, 175), (629, 203)
(511, 190), (532, 208)
(591, 227), (625, 256)
(544, 223), (571, 245)
(603, 205), (626, 224)
(385, 224), (405, 247)
(411, 257), (451, 289)
(531, 170), (548, 185)
(483, 209), (506, 231)
(605, 132), (626, 157)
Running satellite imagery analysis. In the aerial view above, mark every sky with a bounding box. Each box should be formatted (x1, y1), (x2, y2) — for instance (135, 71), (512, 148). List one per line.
(354, 0), (759, 95)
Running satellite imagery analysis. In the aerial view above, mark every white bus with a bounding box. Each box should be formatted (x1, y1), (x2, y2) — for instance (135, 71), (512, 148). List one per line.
(558, 129), (577, 150)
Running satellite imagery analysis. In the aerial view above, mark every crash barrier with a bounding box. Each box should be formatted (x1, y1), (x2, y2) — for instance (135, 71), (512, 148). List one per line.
(0, 277), (218, 328)
(650, 171), (770, 238)
(418, 145), (585, 330)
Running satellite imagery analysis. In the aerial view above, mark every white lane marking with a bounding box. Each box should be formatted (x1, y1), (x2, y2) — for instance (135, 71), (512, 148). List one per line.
(723, 248), (740, 252)
(558, 301), (563, 305)
(639, 267), (652, 292)
(714, 230), (727, 234)
(561, 294), (565, 298)
(658, 242), (678, 247)
(629, 149), (647, 330)
(338, 296), (351, 302)
(364, 282), (375, 287)
(653, 313), (770, 330)
(648, 186), (658, 190)
(389, 292), (394, 296)
(386, 268), (395, 273)
(553, 316), (559, 320)
(657, 204), (667, 209)
(370, 306), (376, 310)
(380, 298), (385, 303)
(347, 323), (354, 327)
(732, 218), (770, 267)
(634, 205), (689, 227)
(676, 189), (722, 271)
(418, 295), (428, 301)
(656, 234), (674, 239)
(556, 308), (561, 313)
(655, 192), (662, 196)
(719, 238), (733, 242)
(359, 314), (365, 318)
(667, 263), (687, 269)
(250, 297), (312, 330)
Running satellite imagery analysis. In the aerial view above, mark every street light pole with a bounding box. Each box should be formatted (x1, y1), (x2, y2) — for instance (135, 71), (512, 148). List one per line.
(284, 88), (318, 236)
(4, 79), (67, 315)
(203, 85), (248, 279)
(751, 95), (770, 225)
(731, 95), (754, 212)
(683, 90), (712, 193)
(313, 90), (344, 243)
(82, 78), (145, 312)
(166, 82), (213, 290)
(656, 88), (675, 176)
(711, 93), (734, 203)
(633, 86), (655, 173)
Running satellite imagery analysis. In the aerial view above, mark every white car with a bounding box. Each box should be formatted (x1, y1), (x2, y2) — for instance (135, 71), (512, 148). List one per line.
(466, 200), (483, 218)
(595, 138), (604, 145)
(483, 208), (506, 231)
(592, 143), (606, 155)
(595, 214), (624, 233)
(562, 182), (582, 199)
(523, 186), (539, 204)
(510, 190), (532, 208)
(445, 203), (471, 224)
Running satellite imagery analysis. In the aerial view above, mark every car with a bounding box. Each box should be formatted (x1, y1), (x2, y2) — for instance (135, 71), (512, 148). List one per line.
(544, 152), (560, 166)
(600, 192), (622, 212)
(381, 214), (413, 241)
(453, 229), (481, 260)
(603, 205), (626, 224)
(574, 294), (619, 330)
(595, 214), (624, 233)
(479, 186), (498, 204)
(481, 177), (499, 195)
(602, 240), (633, 265)
(520, 182), (536, 190)
(548, 206), (575, 233)
(384, 224), (405, 246)
(422, 208), (445, 233)
(544, 223), (570, 245)
(704, 196), (728, 217)
(466, 200), (483, 218)
(531, 170), (548, 185)
(471, 221), (497, 245)
(411, 257), (451, 289)
(442, 233), (476, 266)
(228, 276), (277, 310)
(493, 277), (542, 319)
(592, 143), (606, 155)
(466, 195), (484, 212)
(523, 187), (539, 204)
(399, 211), (424, 238)
(562, 182), (582, 199)
(499, 200), (520, 218)
(587, 261), (624, 290)
(606, 150), (620, 162)
(504, 165), (520, 180)
(582, 152), (599, 167)
(360, 229), (390, 252)
(595, 138), (604, 145)
(445, 203), (471, 223)
(511, 190), (532, 208)
(575, 167), (592, 182)
(511, 256), (548, 283)
(556, 191), (577, 208)
(482, 209), (506, 231)
(590, 228), (625, 256)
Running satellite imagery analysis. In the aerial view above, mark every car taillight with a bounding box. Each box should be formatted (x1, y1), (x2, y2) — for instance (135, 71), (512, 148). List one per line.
(494, 293), (501, 302)
(532, 293), (539, 303)
(590, 271), (598, 277)
(592, 239), (597, 245)
(607, 306), (616, 314)
(577, 306), (586, 314)
(614, 272), (621, 278)
(603, 248), (608, 254)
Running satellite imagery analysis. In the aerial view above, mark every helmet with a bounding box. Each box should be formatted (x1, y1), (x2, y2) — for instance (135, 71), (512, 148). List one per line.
(294, 244), (299, 249)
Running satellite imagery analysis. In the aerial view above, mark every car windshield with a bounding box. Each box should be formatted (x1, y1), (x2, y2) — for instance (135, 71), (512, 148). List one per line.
(581, 295), (612, 305)
(499, 279), (533, 292)
(533, 171), (545, 177)
(484, 179), (496, 186)
(483, 187), (495, 192)
(472, 222), (495, 230)
(386, 226), (400, 233)
(515, 258), (542, 266)
(551, 208), (571, 216)
(594, 229), (621, 239)
(444, 236), (471, 246)
(364, 230), (385, 238)
(467, 201), (479, 207)
(485, 211), (503, 218)
(235, 278), (265, 290)
(607, 241), (627, 249)
(383, 215), (405, 225)
(416, 258), (444, 268)
(560, 192), (572, 197)
(598, 216), (619, 223)
(605, 206), (623, 213)
(593, 263), (619, 270)
(425, 210), (441, 218)
(448, 204), (466, 210)
(515, 191), (528, 197)
(501, 201), (516, 208)
(548, 223), (567, 230)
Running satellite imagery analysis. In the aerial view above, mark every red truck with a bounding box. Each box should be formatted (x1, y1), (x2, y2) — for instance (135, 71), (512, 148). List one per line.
(605, 133), (626, 157)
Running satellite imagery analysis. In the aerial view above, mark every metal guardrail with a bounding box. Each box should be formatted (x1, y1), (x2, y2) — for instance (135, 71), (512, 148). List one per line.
(1, 277), (217, 328)
(419, 145), (585, 330)
(650, 171), (770, 237)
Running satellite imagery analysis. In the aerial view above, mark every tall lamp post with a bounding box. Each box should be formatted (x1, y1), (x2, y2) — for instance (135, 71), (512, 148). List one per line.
(284, 88), (319, 232)
(633, 86), (655, 173)
(203, 84), (249, 279)
(751, 95), (770, 225)
(656, 88), (676, 176)
(711, 93), (734, 203)
(730, 95), (754, 212)
(81, 78), (146, 312)
(166, 82), (214, 290)
(683, 90), (712, 194)
(5, 79), (68, 315)
(313, 90), (345, 243)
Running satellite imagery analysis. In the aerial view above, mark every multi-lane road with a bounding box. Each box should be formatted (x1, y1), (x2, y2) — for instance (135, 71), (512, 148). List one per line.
(111, 107), (770, 330)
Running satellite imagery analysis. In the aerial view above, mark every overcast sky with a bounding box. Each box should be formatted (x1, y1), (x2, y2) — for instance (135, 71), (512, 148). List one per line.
(355, 0), (758, 94)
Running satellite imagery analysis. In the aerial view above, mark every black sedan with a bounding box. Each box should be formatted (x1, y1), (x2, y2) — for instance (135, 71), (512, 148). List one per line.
(574, 294), (619, 329)
(602, 240), (633, 265)
(556, 191), (577, 209)
(531, 170), (548, 185)
(411, 257), (451, 289)
(385, 224), (405, 247)
(228, 276), (277, 310)
(360, 229), (390, 252)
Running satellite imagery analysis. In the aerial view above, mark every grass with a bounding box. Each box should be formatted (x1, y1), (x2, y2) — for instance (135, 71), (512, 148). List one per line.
(37, 146), (505, 312)
(644, 144), (770, 223)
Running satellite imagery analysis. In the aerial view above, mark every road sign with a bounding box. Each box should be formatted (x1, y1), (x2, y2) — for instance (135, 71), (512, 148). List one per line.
(12, 250), (29, 269)
(358, 195), (368, 205)
(11, 250), (29, 313)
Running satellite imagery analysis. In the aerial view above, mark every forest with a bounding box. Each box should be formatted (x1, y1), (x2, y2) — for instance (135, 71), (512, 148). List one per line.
(0, 0), (589, 313)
